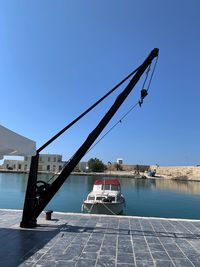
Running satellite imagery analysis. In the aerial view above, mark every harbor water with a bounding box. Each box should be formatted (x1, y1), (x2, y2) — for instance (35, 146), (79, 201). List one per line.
(0, 172), (200, 220)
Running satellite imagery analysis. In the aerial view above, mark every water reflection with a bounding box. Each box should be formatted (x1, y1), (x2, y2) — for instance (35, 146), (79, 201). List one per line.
(129, 178), (156, 190)
(120, 177), (200, 196)
(155, 179), (200, 195)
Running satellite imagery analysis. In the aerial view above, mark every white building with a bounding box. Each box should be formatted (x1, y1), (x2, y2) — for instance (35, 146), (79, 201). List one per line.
(76, 161), (88, 172)
(2, 154), (90, 173)
(3, 154), (66, 173)
(37, 154), (65, 172)
(117, 158), (123, 165)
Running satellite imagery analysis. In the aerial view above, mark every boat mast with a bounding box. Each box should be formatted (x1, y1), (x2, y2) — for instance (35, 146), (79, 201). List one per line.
(20, 48), (159, 228)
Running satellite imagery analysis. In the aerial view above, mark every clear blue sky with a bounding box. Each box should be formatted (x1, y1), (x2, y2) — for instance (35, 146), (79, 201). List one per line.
(0, 0), (199, 166)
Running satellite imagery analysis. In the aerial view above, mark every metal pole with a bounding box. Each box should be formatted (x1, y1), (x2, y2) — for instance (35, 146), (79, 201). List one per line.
(20, 153), (39, 227)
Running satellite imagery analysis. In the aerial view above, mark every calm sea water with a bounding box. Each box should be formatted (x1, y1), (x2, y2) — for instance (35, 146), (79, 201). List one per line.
(0, 172), (200, 220)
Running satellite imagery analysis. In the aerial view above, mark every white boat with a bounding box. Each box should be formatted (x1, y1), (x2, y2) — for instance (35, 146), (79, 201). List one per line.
(82, 179), (125, 215)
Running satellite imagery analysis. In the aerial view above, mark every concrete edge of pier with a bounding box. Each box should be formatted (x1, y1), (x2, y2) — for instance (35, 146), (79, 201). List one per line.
(1, 208), (199, 223)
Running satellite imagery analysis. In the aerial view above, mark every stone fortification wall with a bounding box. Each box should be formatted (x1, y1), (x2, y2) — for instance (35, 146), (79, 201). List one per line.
(122, 164), (150, 172)
(150, 166), (200, 181)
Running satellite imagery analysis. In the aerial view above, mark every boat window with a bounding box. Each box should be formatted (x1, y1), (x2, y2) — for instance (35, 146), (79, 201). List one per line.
(111, 185), (119, 191)
(104, 184), (110, 190)
(96, 196), (104, 200)
(88, 196), (95, 200)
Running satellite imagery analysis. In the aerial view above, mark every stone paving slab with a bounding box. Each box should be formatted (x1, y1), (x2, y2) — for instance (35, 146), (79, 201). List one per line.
(0, 209), (200, 267)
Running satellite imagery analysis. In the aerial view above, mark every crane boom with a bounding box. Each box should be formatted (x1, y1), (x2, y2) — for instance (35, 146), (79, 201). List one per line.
(20, 48), (159, 228)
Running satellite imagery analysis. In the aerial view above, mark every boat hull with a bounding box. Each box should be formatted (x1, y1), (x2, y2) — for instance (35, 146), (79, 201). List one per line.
(83, 201), (124, 215)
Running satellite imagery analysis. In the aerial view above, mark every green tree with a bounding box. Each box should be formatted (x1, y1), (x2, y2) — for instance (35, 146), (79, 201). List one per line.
(88, 158), (105, 172)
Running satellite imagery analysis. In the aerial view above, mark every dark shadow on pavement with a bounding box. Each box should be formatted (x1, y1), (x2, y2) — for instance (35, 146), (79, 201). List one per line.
(0, 225), (60, 267)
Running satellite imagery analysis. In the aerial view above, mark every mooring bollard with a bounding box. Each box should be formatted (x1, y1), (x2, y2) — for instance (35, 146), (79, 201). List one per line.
(45, 210), (53, 220)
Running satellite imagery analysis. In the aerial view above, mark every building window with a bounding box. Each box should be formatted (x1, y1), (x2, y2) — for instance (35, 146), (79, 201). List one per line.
(13, 164), (16, 169)
(53, 157), (56, 162)
(48, 157), (51, 162)
(59, 165), (62, 171)
(38, 165), (43, 171)
(47, 165), (50, 171)
(18, 164), (21, 170)
(24, 165), (27, 171)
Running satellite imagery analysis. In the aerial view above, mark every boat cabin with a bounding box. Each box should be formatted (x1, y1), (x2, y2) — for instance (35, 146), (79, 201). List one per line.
(87, 179), (122, 203)
(93, 179), (121, 192)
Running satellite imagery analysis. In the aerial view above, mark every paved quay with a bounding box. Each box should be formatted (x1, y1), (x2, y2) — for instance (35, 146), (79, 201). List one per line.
(1, 210), (200, 267)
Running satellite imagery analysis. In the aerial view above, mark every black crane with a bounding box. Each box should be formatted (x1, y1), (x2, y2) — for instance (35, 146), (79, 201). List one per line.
(20, 48), (159, 228)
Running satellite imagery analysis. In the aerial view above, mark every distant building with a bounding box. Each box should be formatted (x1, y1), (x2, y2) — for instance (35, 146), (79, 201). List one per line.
(117, 158), (123, 165)
(2, 154), (90, 173)
(76, 161), (88, 172)
(3, 154), (66, 173)
(37, 154), (65, 172)
(3, 158), (28, 172)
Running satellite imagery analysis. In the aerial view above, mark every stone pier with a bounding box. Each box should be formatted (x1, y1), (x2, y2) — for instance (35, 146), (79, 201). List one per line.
(1, 209), (200, 266)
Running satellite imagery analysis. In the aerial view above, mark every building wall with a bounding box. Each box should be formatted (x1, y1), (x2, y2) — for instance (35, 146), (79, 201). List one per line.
(36, 154), (64, 172)
(3, 159), (27, 171)
(106, 163), (150, 172)
(76, 161), (88, 172)
(122, 164), (150, 172)
(3, 154), (66, 173)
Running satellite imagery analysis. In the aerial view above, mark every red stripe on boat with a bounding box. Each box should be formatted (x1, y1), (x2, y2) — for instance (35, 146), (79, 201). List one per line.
(94, 179), (120, 185)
